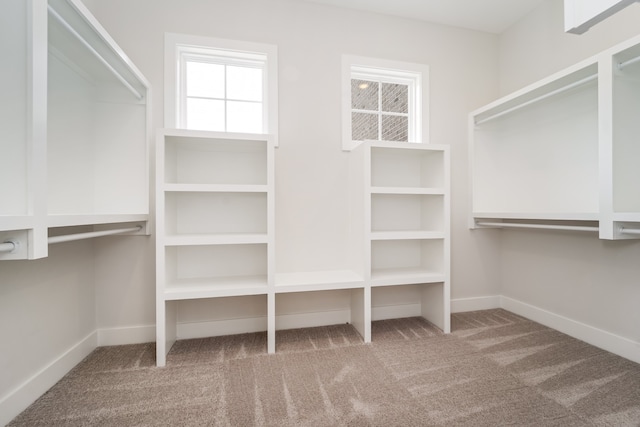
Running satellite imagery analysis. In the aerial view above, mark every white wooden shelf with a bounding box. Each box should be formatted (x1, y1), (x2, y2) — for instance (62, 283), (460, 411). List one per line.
(612, 213), (640, 222)
(0, 217), (35, 232)
(164, 184), (269, 193)
(163, 277), (269, 300)
(274, 270), (365, 293)
(472, 212), (600, 221)
(370, 269), (445, 287)
(46, 214), (149, 228)
(164, 234), (269, 246)
(470, 34), (640, 239)
(370, 187), (445, 195)
(370, 231), (445, 240)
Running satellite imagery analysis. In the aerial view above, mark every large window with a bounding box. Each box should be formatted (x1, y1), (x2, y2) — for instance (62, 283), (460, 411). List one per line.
(165, 33), (278, 142)
(342, 56), (428, 150)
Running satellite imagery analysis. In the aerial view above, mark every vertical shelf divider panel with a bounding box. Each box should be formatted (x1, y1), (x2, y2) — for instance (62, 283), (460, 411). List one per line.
(353, 141), (450, 336)
(610, 37), (640, 239)
(156, 129), (275, 366)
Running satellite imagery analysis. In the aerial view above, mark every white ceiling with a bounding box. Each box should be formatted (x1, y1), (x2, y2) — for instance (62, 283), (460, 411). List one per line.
(297, 0), (547, 34)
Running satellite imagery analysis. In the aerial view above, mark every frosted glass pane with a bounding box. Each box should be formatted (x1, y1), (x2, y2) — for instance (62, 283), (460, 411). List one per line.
(352, 112), (378, 141)
(227, 101), (263, 133)
(186, 61), (224, 98)
(186, 98), (225, 131)
(382, 115), (408, 141)
(382, 83), (408, 113)
(227, 66), (263, 101)
(352, 79), (378, 111)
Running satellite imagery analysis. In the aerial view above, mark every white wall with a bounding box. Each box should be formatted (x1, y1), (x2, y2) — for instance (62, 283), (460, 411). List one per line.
(0, 242), (97, 424)
(83, 0), (502, 333)
(497, 0), (640, 352)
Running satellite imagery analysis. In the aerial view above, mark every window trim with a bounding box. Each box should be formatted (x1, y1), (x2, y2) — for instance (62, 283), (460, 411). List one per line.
(342, 55), (429, 151)
(165, 33), (278, 144)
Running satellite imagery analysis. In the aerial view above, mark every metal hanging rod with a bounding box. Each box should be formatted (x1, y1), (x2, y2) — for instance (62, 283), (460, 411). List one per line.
(618, 54), (640, 70)
(48, 5), (144, 101)
(48, 225), (143, 245)
(619, 227), (640, 235)
(475, 221), (599, 233)
(0, 240), (18, 253)
(474, 74), (598, 125)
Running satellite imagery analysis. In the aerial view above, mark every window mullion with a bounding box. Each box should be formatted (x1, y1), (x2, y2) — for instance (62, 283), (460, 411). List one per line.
(223, 64), (228, 132)
(377, 81), (383, 141)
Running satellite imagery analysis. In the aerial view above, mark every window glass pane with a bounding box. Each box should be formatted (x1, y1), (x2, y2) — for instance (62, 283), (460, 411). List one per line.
(381, 83), (408, 114)
(227, 101), (263, 133)
(351, 79), (378, 111)
(227, 66), (263, 102)
(186, 61), (225, 98)
(186, 98), (225, 131)
(352, 112), (378, 141)
(381, 115), (408, 141)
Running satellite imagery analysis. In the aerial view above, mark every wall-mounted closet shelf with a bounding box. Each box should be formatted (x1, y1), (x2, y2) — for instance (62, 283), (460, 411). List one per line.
(474, 221), (599, 233)
(0, 0), (150, 260)
(469, 33), (640, 240)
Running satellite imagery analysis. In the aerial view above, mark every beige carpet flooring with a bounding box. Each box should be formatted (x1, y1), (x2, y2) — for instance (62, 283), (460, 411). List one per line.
(8, 309), (640, 426)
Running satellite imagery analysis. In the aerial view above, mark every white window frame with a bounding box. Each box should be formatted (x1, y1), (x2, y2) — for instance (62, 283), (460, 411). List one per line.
(342, 55), (428, 151)
(165, 33), (278, 144)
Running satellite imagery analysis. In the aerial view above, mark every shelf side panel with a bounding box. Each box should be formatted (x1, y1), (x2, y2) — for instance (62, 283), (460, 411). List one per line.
(0, 0), (29, 216)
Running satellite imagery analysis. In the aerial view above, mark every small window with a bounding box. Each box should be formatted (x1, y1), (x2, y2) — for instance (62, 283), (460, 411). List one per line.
(165, 34), (278, 142)
(342, 56), (428, 150)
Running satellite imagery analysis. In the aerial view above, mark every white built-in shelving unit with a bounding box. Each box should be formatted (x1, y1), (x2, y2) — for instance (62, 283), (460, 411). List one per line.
(155, 129), (275, 366)
(156, 134), (450, 366)
(470, 33), (640, 240)
(351, 141), (451, 338)
(0, 0), (150, 260)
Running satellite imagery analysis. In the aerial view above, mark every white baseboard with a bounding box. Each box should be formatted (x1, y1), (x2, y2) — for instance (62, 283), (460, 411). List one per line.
(178, 316), (267, 340)
(0, 331), (97, 427)
(501, 296), (640, 364)
(372, 303), (421, 320)
(97, 325), (155, 346)
(176, 310), (353, 340)
(276, 309), (351, 330)
(451, 295), (501, 313)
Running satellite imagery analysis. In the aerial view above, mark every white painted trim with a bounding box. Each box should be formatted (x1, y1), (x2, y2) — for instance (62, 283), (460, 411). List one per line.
(451, 295), (501, 313)
(97, 325), (156, 346)
(501, 296), (640, 364)
(0, 331), (97, 426)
